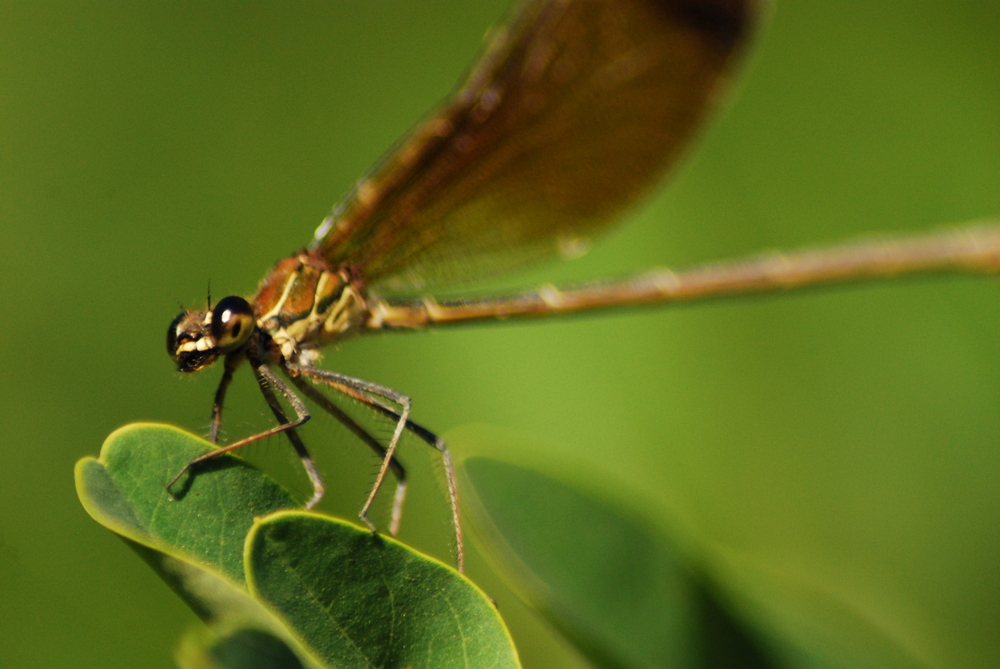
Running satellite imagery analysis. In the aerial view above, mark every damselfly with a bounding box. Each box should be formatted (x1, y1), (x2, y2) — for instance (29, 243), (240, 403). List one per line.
(164, 0), (1000, 573)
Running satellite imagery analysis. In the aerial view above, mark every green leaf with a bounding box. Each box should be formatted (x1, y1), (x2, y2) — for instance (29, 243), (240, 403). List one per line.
(76, 423), (520, 669)
(460, 456), (778, 669)
(75, 423), (312, 664)
(247, 511), (519, 669)
(76, 422), (298, 583)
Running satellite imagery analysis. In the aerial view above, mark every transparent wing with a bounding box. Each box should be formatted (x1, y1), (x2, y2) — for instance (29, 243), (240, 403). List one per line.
(311, 0), (763, 291)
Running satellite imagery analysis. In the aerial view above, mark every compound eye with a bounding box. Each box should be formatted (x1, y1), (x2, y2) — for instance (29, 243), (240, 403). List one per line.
(166, 311), (185, 356)
(211, 296), (255, 353)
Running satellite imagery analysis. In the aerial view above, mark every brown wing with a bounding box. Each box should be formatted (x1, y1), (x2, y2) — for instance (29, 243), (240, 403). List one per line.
(310, 0), (763, 291)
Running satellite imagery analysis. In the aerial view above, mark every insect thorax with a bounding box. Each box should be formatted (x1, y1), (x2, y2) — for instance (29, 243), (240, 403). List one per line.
(251, 253), (368, 363)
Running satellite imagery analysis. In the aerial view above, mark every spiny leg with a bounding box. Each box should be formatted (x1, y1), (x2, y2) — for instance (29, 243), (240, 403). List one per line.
(288, 367), (409, 518)
(166, 362), (315, 501)
(294, 365), (464, 573)
(286, 371), (408, 535)
(254, 364), (324, 509)
(385, 417), (464, 574)
(293, 367), (410, 533)
(209, 353), (242, 444)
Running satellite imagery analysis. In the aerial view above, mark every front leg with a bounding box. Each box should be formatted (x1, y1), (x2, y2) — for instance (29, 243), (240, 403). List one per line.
(209, 353), (242, 444)
(167, 361), (317, 505)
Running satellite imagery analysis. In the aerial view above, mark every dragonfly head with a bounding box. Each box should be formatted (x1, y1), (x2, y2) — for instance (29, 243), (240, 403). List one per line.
(167, 296), (255, 372)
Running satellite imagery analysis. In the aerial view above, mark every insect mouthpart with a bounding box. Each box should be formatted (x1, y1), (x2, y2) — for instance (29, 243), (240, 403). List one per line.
(167, 310), (220, 372)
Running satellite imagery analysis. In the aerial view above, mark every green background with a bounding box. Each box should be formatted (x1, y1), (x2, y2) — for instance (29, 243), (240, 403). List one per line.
(2, 1), (999, 667)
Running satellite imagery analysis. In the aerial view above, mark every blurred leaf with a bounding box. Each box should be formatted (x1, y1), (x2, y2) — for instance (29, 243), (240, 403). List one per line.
(461, 456), (777, 668)
(76, 423), (520, 669)
(461, 455), (930, 669)
(706, 561), (930, 669)
(176, 627), (305, 669)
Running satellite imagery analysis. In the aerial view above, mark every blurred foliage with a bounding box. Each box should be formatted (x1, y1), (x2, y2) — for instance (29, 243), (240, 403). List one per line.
(1, 1), (999, 668)
(461, 455), (778, 669)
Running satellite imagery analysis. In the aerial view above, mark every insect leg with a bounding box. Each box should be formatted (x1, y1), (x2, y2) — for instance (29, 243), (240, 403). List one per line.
(293, 365), (463, 572)
(293, 368), (410, 533)
(166, 362), (319, 506)
(378, 413), (464, 574)
(209, 353), (242, 444)
(286, 371), (408, 536)
(254, 364), (324, 509)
